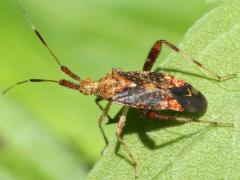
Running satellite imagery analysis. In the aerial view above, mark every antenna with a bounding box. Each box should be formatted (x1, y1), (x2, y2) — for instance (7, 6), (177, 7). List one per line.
(16, 0), (62, 66)
(16, 1), (81, 81)
(2, 79), (59, 95)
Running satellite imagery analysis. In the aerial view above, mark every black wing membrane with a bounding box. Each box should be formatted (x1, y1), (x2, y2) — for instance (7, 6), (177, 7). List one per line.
(169, 83), (207, 113)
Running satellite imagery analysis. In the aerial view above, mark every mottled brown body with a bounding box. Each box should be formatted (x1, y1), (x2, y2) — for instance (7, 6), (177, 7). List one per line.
(75, 68), (207, 113)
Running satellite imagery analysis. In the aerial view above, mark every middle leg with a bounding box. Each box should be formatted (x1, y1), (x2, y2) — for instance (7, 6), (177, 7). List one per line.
(116, 106), (138, 170)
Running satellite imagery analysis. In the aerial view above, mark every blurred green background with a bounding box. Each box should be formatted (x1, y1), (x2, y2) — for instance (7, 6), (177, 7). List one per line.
(0, 0), (213, 179)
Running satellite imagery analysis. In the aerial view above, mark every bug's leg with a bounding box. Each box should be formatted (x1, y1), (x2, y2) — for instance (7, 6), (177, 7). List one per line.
(16, 1), (81, 81)
(3, 79), (81, 95)
(143, 39), (236, 81)
(116, 107), (138, 170)
(144, 111), (232, 127)
(98, 101), (112, 146)
(95, 98), (113, 122)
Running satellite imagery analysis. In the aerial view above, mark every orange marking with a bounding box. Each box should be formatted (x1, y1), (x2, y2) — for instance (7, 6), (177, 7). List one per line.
(171, 77), (185, 87)
(144, 83), (157, 90)
(164, 75), (185, 87)
(168, 99), (184, 111)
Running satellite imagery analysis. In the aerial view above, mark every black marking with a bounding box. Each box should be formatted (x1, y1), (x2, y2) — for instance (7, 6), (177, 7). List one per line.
(169, 84), (207, 113)
(34, 30), (48, 47)
(2, 79), (59, 94)
(30, 79), (46, 82)
(162, 40), (179, 52)
(192, 59), (202, 67)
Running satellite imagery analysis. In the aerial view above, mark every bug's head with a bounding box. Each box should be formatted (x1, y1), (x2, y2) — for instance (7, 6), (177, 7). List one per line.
(169, 84), (207, 113)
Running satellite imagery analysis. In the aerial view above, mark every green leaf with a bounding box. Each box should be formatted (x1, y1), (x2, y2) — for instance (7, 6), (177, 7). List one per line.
(88, 0), (240, 179)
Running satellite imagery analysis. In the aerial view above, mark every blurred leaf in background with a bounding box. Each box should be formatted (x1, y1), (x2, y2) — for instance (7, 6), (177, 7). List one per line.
(0, 0), (213, 179)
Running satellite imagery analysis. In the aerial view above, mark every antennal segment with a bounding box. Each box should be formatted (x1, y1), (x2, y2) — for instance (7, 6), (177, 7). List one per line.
(16, 1), (82, 81)
(2, 78), (82, 95)
(16, 0), (62, 67)
(2, 79), (59, 95)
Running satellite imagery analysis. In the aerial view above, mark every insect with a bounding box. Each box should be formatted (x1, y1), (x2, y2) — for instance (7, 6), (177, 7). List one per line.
(3, 3), (236, 174)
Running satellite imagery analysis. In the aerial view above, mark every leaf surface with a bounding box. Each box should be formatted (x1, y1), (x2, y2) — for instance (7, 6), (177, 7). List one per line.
(0, 98), (87, 180)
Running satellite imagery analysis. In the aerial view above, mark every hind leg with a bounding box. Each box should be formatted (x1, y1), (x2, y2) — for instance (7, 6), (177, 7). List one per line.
(142, 110), (232, 127)
(143, 39), (236, 81)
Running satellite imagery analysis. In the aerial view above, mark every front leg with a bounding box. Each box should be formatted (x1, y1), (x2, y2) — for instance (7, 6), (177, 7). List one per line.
(95, 98), (113, 122)
(98, 101), (112, 146)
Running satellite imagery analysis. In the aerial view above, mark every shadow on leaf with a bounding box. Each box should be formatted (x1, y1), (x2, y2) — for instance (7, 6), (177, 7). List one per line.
(107, 107), (209, 164)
